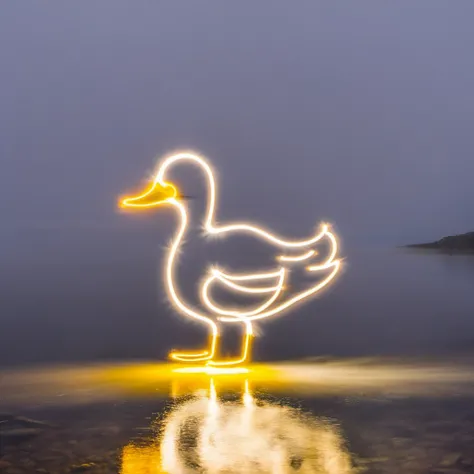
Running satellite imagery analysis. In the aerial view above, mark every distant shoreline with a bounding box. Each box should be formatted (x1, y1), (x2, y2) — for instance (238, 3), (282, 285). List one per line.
(402, 231), (474, 254)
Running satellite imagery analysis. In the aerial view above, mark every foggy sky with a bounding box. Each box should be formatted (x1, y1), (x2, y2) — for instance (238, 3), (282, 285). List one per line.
(1, 1), (474, 261)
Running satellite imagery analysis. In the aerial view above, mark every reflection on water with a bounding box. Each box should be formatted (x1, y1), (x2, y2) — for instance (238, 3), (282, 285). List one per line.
(3, 359), (474, 473)
(2, 357), (474, 408)
(122, 378), (353, 474)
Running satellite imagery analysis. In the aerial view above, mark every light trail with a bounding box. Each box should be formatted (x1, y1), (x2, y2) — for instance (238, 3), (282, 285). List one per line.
(278, 249), (316, 262)
(120, 152), (342, 367)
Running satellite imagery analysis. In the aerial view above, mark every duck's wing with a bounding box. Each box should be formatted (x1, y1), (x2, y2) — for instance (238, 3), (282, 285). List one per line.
(201, 267), (286, 319)
(217, 227), (342, 323)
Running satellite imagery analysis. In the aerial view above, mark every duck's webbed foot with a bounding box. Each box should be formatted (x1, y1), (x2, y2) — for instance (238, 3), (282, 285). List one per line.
(169, 333), (218, 362)
(169, 350), (213, 362)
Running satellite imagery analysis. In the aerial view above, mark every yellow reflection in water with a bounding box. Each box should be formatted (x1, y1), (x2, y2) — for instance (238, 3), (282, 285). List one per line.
(122, 444), (163, 474)
(122, 377), (353, 474)
(3, 358), (474, 407)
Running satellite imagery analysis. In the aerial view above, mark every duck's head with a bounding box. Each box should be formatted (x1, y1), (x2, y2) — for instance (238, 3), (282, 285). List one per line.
(119, 178), (180, 210)
(119, 152), (209, 210)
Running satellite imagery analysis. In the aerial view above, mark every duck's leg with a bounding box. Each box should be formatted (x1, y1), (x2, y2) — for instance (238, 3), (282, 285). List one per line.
(169, 329), (218, 362)
(207, 321), (253, 366)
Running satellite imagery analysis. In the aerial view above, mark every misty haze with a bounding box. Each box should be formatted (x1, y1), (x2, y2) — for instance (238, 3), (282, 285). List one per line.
(1, 3), (474, 473)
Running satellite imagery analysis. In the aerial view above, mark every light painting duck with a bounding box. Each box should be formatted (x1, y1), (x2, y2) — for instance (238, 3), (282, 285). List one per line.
(119, 152), (342, 367)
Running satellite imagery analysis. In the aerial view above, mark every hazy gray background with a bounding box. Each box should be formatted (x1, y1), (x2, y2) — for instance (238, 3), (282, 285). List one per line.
(0, 2), (473, 367)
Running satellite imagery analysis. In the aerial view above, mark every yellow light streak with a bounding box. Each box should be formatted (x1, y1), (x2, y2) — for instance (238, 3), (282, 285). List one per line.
(120, 181), (177, 208)
(173, 366), (250, 375)
(120, 152), (342, 367)
(5, 359), (474, 409)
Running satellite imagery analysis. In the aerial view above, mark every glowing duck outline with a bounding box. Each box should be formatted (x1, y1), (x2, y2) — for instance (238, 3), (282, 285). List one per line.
(119, 152), (341, 367)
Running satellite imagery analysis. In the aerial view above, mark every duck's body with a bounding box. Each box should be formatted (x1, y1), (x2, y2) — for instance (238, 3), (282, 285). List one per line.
(121, 152), (341, 366)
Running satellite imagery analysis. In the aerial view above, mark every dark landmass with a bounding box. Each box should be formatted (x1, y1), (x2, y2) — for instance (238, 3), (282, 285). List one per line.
(405, 231), (474, 253)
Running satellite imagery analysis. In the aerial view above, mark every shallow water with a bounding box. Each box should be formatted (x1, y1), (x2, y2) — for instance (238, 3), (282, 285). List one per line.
(2, 359), (474, 473)
(1, 246), (474, 472)
(1, 243), (474, 367)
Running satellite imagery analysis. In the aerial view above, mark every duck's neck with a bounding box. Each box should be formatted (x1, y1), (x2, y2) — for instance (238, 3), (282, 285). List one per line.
(165, 198), (207, 320)
(161, 154), (218, 325)
(166, 198), (190, 293)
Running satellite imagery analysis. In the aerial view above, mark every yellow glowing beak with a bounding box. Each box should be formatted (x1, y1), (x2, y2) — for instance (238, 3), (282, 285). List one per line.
(119, 181), (178, 209)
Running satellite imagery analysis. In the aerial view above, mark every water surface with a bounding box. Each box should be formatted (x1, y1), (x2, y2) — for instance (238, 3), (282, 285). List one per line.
(1, 237), (473, 367)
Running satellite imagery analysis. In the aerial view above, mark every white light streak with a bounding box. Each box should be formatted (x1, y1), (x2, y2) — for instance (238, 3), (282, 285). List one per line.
(120, 152), (342, 367)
